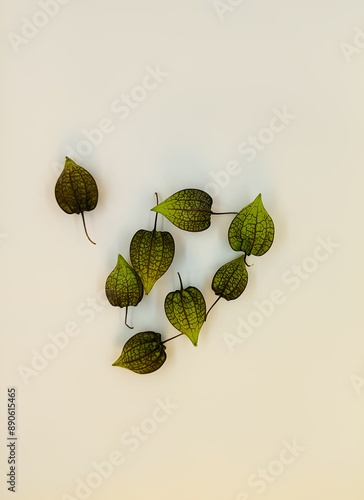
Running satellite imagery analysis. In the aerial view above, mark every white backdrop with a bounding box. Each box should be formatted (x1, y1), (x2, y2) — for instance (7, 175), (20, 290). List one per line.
(1, 1), (364, 499)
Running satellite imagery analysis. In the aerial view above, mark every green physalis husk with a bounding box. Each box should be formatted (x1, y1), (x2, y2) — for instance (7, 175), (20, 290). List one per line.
(206, 255), (249, 318)
(212, 255), (248, 301)
(55, 157), (98, 244)
(112, 331), (167, 374)
(164, 273), (206, 346)
(130, 200), (175, 294)
(228, 194), (274, 256)
(105, 254), (144, 329)
(151, 188), (213, 232)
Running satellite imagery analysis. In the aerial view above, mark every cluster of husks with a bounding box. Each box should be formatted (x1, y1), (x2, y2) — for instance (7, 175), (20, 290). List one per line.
(55, 158), (275, 375)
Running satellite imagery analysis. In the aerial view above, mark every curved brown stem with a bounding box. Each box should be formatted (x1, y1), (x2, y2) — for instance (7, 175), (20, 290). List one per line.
(125, 306), (133, 329)
(211, 211), (238, 215)
(177, 272), (183, 290)
(162, 333), (183, 344)
(153, 192), (159, 232)
(205, 295), (221, 320)
(244, 254), (253, 267)
(81, 212), (96, 245)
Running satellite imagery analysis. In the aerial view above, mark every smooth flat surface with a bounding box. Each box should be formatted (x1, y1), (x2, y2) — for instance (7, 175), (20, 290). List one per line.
(1, 1), (364, 499)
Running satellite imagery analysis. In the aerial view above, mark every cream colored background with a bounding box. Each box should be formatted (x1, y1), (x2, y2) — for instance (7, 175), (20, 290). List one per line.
(1, 1), (364, 499)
